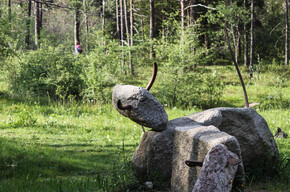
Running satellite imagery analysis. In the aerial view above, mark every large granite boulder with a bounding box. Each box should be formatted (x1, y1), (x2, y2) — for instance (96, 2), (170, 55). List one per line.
(131, 107), (278, 191)
(192, 144), (241, 192)
(112, 85), (168, 131)
(171, 124), (244, 192)
(131, 118), (198, 181)
(186, 108), (279, 168)
(131, 126), (175, 181)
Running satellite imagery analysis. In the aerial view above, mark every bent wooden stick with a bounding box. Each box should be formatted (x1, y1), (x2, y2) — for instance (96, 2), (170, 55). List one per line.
(146, 62), (157, 91)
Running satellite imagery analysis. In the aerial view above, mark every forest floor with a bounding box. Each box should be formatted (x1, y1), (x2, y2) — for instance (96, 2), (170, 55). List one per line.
(0, 65), (289, 191)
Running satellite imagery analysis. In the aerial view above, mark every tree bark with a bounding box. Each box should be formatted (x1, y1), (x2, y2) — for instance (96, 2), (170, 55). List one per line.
(74, 2), (81, 45)
(39, 2), (43, 29)
(8, 0), (11, 21)
(102, 0), (106, 40)
(120, 0), (124, 46)
(123, 0), (132, 74)
(83, 0), (89, 52)
(129, 0), (134, 75)
(244, 0), (249, 67)
(250, 0), (254, 78)
(26, 0), (32, 49)
(34, 1), (40, 49)
(181, 0), (185, 43)
(150, 0), (155, 59)
(285, 0), (288, 66)
(120, 0), (126, 74)
(116, 0), (120, 42)
(130, 0), (134, 46)
(124, 0), (130, 45)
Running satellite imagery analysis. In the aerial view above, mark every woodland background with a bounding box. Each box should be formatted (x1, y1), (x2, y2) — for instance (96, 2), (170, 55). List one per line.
(0, 0), (289, 107)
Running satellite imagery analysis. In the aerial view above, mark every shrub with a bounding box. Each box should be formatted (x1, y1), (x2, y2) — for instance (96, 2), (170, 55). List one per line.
(80, 42), (120, 104)
(153, 69), (225, 109)
(5, 46), (84, 100)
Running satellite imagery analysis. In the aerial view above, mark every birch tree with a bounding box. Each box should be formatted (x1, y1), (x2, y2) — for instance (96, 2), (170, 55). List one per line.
(34, 1), (40, 49)
(116, 0), (120, 41)
(120, 0), (126, 74)
(181, 0), (185, 43)
(74, 1), (81, 45)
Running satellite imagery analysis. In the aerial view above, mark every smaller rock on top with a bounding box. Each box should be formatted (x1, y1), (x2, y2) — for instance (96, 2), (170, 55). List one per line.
(112, 85), (168, 131)
(193, 144), (240, 192)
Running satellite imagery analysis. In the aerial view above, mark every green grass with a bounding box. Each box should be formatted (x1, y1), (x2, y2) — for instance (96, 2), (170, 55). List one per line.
(0, 65), (289, 191)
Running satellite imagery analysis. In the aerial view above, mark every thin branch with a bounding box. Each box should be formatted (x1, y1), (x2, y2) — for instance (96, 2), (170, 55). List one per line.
(184, 4), (217, 11)
(224, 28), (249, 108)
(30, 0), (90, 14)
(146, 62), (157, 91)
(269, 23), (281, 35)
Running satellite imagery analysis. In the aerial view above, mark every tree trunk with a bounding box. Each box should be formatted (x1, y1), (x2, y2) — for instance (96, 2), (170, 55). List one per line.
(124, 0), (132, 74)
(187, 1), (190, 27)
(285, 0), (288, 66)
(150, 0), (155, 59)
(244, 0), (249, 67)
(130, 0), (134, 46)
(34, 1), (40, 49)
(26, 0), (32, 49)
(39, 2), (43, 29)
(181, 0), (185, 43)
(120, 0), (124, 46)
(102, 0), (106, 41)
(74, 2), (81, 45)
(120, 0), (126, 74)
(8, 0), (11, 21)
(250, 0), (254, 78)
(124, 0), (130, 45)
(190, 0), (194, 25)
(129, 0), (134, 75)
(83, 0), (89, 52)
(116, 0), (120, 42)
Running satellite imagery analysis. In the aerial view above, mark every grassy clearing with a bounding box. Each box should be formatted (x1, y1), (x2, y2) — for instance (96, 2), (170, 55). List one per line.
(0, 65), (289, 191)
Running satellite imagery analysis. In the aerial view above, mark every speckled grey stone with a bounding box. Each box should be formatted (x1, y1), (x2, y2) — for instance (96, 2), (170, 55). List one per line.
(192, 144), (240, 192)
(187, 108), (279, 167)
(112, 85), (168, 131)
(171, 125), (244, 192)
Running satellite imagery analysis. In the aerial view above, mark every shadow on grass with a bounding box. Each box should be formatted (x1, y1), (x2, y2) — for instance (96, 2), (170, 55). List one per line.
(0, 136), (135, 180)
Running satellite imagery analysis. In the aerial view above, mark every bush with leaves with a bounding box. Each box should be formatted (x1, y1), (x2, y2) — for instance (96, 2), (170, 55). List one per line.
(154, 27), (225, 109)
(80, 42), (121, 104)
(5, 45), (84, 100)
(153, 68), (225, 109)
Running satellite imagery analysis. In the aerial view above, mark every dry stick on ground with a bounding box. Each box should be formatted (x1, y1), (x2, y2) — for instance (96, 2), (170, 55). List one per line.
(224, 28), (249, 108)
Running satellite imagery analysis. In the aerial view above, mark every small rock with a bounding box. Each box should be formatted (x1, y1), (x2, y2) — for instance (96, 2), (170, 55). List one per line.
(192, 144), (240, 192)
